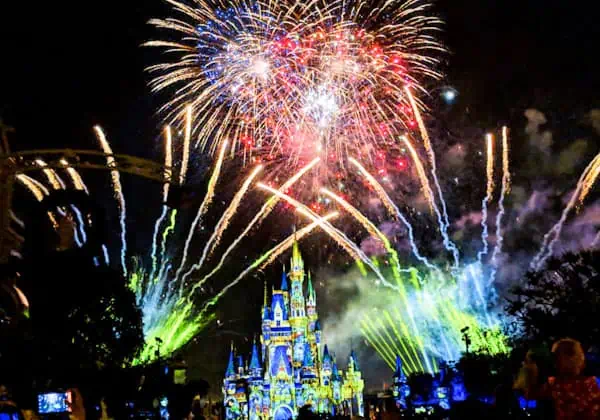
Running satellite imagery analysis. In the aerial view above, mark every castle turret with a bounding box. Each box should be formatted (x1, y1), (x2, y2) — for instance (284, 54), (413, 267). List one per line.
(392, 355), (410, 410)
(247, 340), (264, 420)
(306, 271), (317, 323)
(249, 340), (262, 378)
(289, 239), (308, 368)
(261, 282), (271, 362)
(344, 350), (365, 417)
(281, 268), (290, 311)
(225, 344), (236, 380)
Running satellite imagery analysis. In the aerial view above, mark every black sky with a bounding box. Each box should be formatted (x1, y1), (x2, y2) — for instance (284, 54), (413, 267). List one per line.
(1, 0), (599, 388)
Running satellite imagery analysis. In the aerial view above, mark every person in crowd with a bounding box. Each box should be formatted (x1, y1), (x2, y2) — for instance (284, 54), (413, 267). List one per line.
(68, 388), (86, 420)
(0, 385), (24, 420)
(516, 338), (600, 419)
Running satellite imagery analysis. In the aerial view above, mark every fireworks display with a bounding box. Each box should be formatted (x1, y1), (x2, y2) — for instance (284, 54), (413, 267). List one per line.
(146, 0), (443, 180)
(6, 0), (599, 382)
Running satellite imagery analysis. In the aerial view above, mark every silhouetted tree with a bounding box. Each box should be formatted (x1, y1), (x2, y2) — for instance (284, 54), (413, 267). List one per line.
(506, 251), (600, 348)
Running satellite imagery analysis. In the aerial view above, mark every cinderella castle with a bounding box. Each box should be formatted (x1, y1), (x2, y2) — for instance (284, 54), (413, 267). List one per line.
(223, 241), (364, 420)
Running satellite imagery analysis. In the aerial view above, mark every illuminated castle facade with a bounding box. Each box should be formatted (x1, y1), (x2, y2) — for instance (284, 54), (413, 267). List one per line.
(223, 241), (364, 420)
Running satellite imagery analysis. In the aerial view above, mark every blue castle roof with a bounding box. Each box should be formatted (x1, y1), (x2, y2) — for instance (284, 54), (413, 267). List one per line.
(271, 292), (288, 321)
(250, 341), (261, 370)
(225, 345), (235, 377)
(281, 271), (288, 291)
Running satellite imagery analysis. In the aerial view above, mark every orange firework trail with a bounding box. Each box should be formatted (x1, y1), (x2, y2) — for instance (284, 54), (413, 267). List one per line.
(181, 164), (263, 286)
(578, 154), (600, 206)
(94, 125), (128, 277)
(186, 157), (320, 292)
(477, 134), (495, 263)
(175, 140), (228, 280)
(16, 174), (48, 202)
(400, 136), (435, 213)
(180, 106), (192, 184)
(151, 126), (175, 278)
(532, 151), (600, 270)
(405, 87), (459, 266)
(349, 157), (438, 272)
(196, 213), (338, 313)
(257, 212), (338, 271)
(490, 127), (511, 284)
(16, 175), (58, 227)
(35, 159), (65, 190)
(258, 183), (392, 287)
(60, 159), (89, 193)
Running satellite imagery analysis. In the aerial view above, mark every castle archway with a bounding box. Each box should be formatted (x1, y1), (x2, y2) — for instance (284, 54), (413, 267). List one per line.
(273, 405), (293, 420)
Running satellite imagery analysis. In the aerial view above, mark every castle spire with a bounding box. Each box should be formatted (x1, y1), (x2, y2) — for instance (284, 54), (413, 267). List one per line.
(307, 271), (315, 300)
(291, 236), (304, 272)
(225, 342), (235, 377)
(250, 338), (261, 370)
(281, 268), (288, 291)
(263, 280), (268, 307)
(393, 355), (405, 380)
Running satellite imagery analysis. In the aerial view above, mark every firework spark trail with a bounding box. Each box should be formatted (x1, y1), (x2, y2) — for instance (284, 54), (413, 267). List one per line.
(160, 209), (178, 264)
(16, 174), (48, 201)
(36, 160), (66, 190)
(258, 182), (393, 288)
(151, 126), (174, 279)
(70, 205), (87, 247)
(35, 160), (86, 246)
(180, 107), (192, 185)
(349, 157), (439, 273)
(94, 126), (128, 277)
(187, 158), (320, 294)
(16, 175), (58, 226)
(405, 87), (459, 267)
(578, 155), (600, 207)
(400, 136), (435, 213)
(195, 213), (337, 313)
(102, 244), (110, 265)
(181, 165), (263, 286)
(400, 134), (460, 271)
(531, 152), (600, 270)
(256, 212), (339, 271)
(477, 134), (495, 264)
(60, 160), (89, 193)
(489, 127), (510, 285)
(175, 140), (228, 281)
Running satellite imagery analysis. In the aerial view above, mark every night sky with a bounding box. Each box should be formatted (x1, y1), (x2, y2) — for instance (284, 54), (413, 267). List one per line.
(1, 0), (599, 391)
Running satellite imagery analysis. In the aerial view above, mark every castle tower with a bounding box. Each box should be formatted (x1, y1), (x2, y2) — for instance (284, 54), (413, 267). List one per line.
(343, 350), (365, 417)
(392, 355), (410, 410)
(248, 341), (264, 420)
(223, 344), (249, 420)
(288, 240), (308, 368)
